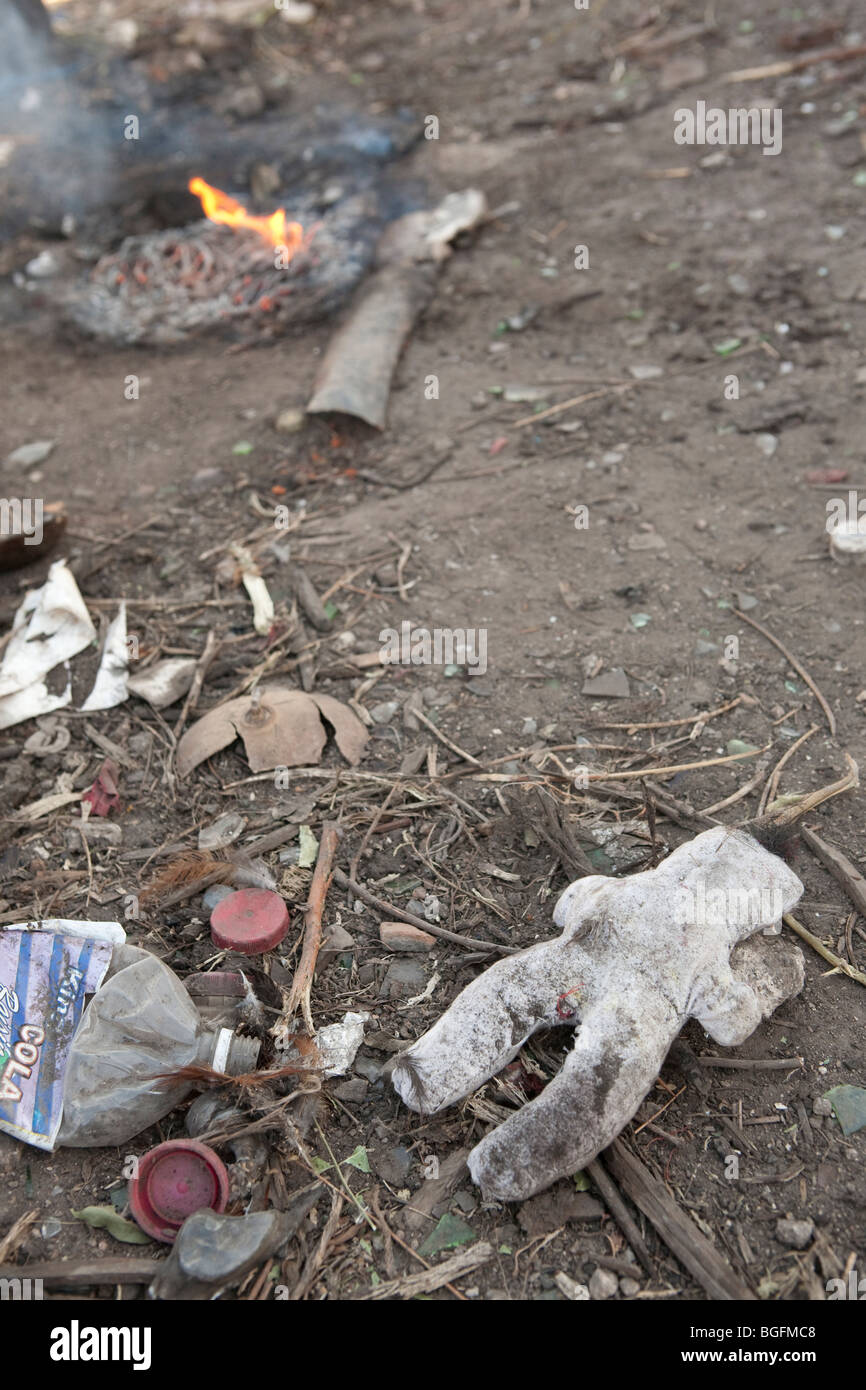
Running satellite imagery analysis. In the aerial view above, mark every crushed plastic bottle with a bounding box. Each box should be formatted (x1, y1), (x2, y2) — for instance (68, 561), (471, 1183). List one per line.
(57, 944), (260, 1148)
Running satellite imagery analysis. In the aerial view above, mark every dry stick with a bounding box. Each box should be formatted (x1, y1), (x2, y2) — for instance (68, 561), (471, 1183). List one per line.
(732, 608), (836, 736)
(589, 697), (743, 733)
(284, 822), (342, 1032)
(0, 1257), (161, 1287)
(361, 1242), (494, 1301)
(697, 1055), (803, 1070)
(333, 867), (516, 955)
(799, 824), (866, 921)
(586, 745), (769, 782)
(700, 766), (767, 816)
(290, 1189), (344, 1302)
(513, 382), (638, 429)
(174, 628), (220, 740)
(411, 707), (484, 768)
(585, 1157), (654, 1276)
(723, 41), (866, 83)
(757, 725), (818, 817)
(347, 782), (401, 905)
(604, 1140), (756, 1301)
(783, 913), (866, 988)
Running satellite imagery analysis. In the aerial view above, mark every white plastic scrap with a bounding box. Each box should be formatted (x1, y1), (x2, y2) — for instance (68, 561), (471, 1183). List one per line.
(81, 602), (128, 711)
(393, 826), (806, 1202)
(0, 561), (95, 727)
(314, 1011), (371, 1077)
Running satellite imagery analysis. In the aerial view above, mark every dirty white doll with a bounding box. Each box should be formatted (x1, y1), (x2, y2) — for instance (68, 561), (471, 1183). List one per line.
(392, 826), (805, 1201)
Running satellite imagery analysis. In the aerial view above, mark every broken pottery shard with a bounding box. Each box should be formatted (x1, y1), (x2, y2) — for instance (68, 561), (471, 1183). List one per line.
(176, 686), (367, 778)
(128, 657), (197, 709)
(392, 826), (805, 1202)
(307, 189), (486, 429)
(80, 604), (128, 711)
(0, 560), (95, 708)
(379, 920), (436, 952)
(581, 668), (630, 699)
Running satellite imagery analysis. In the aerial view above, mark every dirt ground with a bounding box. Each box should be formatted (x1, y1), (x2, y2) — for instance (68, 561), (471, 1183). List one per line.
(0, 0), (865, 1303)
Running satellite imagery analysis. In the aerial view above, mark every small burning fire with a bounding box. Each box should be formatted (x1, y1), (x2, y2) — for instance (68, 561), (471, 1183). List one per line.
(188, 176), (304, 255)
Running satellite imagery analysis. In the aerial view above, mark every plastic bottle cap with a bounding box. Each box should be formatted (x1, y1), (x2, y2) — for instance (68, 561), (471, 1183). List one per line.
(210, 888), (290, 955)
(130, 1139), (229, 1243)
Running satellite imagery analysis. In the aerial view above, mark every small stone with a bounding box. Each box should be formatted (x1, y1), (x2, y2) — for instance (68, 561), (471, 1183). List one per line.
(813, 1097), (833, 1116)
(6, 439), (55, 468)
(203, 883), (236, 916)
(628, 364), (663, 380)
(582, 668), (630, 699)
(379, 920), (436, 952)
(370, 701), (399, 725)
(332, 1078), (368, 1103)
(373, 1146), (412, 1186)
(380, 958), (427, 1000)
(727, 274), (750, 295)
(619, 1276), (640, 1296)
(628, 530), (667, 551)
(149, 1209), (287, 1299)
(554, 1271), (590, 1300)
(199, 812), (246, 851)
(26, 250), (60, 278)
(775, 1217), (814, 1250)
(352, 1051), (384, 1083)
(756, 433), (778, 458)
(589, 1266), (619, 1300)
(318, 921), (355, 971)
(274, 407), (306, 433)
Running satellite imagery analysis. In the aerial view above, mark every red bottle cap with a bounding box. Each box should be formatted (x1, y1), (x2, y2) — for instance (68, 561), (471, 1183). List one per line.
(130, 1139), (229, 1243)
(210, 888), (290, 955)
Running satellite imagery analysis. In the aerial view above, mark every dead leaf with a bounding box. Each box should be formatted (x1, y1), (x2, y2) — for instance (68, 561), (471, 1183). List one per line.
(176, 686), (368, 778)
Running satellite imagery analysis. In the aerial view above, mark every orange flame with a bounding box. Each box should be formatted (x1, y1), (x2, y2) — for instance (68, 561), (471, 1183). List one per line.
(188, 176), (304, 254)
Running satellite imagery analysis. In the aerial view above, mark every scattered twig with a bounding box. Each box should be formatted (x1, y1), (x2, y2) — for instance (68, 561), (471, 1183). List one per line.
(289, 1189), (344, 1301)
(585, 1157), (654, 1276)
(0, 1209), (37, 1263)
(173, 628), (221, 741)
(332, 867), (516, 954)
(513, 382), (640, 429)
(799, 825), (866, 922)
(723, 42), (866, 83)
(281, 821), (342, 1033)
(411, 707), (484, 768)
(696, 1056), (804, 1070)
(589, 697), (743, 732)
(757, 725), (818, 816)
(605, 1140), (756, 1300)
(633, 1085), (685, 1135)
(359, 1242), (494, 1300)
(587, 745), (769, 783)
(0, 1256), (161, 1286)
(732, 608), (836, 735)
(784, 912), (866, 988)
